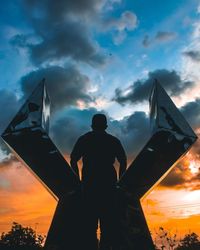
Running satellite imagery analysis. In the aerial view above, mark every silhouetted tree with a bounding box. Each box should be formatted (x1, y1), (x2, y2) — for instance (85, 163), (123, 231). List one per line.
(176, 232), (200, 250)
(0, 222), (45, 250)
(155, 227), (178, 250)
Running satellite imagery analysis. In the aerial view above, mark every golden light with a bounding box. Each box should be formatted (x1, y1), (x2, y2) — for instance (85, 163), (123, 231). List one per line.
(189, 160), (200, 174)
(0, 160), (57, 237)
(183, 190), (200, 203)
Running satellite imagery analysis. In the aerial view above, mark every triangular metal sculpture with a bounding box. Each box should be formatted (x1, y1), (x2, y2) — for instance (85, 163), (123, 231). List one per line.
(1, 79), (197, 250)
(4, 79), (50, 134)
(1, 80), (82, 250)
(150, 80), (196, 138)
(2, 79), (80, 198)
(118, 80), (197, 249)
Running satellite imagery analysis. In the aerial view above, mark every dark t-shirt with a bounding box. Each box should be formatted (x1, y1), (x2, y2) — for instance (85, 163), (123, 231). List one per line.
(70, 131), (126, 188)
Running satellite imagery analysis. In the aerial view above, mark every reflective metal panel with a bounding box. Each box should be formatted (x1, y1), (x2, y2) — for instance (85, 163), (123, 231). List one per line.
(118, 81), (197, 250)
(1, 80), (80, 198)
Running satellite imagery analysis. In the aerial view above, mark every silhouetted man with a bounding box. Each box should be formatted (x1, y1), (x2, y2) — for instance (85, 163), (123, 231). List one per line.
(70, 114), (127, 250)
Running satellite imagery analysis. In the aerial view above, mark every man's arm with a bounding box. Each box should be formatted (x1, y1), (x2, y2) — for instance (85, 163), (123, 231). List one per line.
(70, 137), (83, 179)
(116, 140), (127, 179)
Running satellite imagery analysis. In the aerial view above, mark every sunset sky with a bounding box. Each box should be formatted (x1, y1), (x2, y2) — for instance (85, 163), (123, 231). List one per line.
(0, 0), (200, 244)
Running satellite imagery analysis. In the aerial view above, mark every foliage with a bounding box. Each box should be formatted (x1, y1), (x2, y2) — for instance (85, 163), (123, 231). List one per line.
(155, 227), (200, 250)
(155, 227), (178, 250)
(0, 222), (45, 250)
(0, 222), (200, 250)
(176, 232), (200, 250)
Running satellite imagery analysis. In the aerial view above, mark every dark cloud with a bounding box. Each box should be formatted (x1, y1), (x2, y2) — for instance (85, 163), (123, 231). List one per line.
(49, 96), (200, 189)
(119, 111), (150, 157)
(0, 64), (94, 166)
(113, 69), (194, 105)
(0, 89), (22, 159)
(190, 170), (200, 190)
(160, 157), (200, 191)
(15, 0), (106, 67)
(0, 89), (20, 134)
(10, 34), (29, 48)
(157, 98), (200, 189)
(160, 163), (188, 188)
(50, 108), (98, 154)
(155, 31), (177, 42)
(28, 22), (105, 67)
(142, 31), (177, 47)
(183, 50), (200, 62)
(50, 108), (150, 158)
(0, 65), (94, 154)
(142, 35), (151, 47)
(23, 0), (104, 20)
(190, 135), (200, 164)
(181, 98), (200, 130)
(0, 154), (18, 168)
(20, 65), (93, 112)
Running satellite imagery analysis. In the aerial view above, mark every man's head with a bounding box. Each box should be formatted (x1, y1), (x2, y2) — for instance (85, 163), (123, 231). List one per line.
(91, 114), (107, 131)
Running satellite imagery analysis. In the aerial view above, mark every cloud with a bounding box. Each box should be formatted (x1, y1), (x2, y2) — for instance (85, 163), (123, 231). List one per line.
(50, 108), (150, 158)
(0, 159), (57, 235)
(102, 10), (138, 45)
(50, 108), (98, 154)
(190, 171), (200, 190)
(142, 35), (151, 48)
(0, 65), (95, 156)
(113, 69), (194, 105)
(28, 22), (105, 67)
(160, 162), (189, 188)
(0, 89), (23, 158)
(53, 96), (200, 190)
(155, 31), (177, 42)
(104, 11), (137, 32)
(10, 34), (29, 48)
(104, 0), (122, 10)
(0, 89), (20, 134)
(20, 65), (93, 112)
(160, 154), (200, 191)
(13, 0), (107, 67)
(183, 50), (200, 62)
(0, 153), (17, 169)
(112, 31), (127, 45)
(197, 5), (200, 14)
(119, 111), (150, 157)
(158, 97), (200, 190)
(142, 31), (177, 47)
(0, 150), (20, 192)
(23, 0), (105, 20)
(181, 98), (200, 129)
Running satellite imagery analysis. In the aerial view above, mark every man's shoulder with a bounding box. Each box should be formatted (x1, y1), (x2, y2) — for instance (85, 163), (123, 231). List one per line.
(79, 131), (121, 143)
(78, 131), (92, 140)
(106, 132), (120, 143)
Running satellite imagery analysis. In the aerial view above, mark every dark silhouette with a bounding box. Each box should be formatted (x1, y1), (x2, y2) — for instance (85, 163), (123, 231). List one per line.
(0, 222), (44, 250)
(2, 80), (198, 250)
(70, 114), (127, 250)
(176, 233), (200, 250)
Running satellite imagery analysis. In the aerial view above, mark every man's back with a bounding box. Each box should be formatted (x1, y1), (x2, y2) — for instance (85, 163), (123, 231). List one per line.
(70, 114), (127, 249)
(71, 130), (126, 186)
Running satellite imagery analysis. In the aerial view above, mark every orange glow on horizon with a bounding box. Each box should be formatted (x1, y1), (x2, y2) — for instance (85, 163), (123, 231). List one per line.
(0, 149), (200, 246)
(141, 151), (200, 242)
(0, 160), (57, 236)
